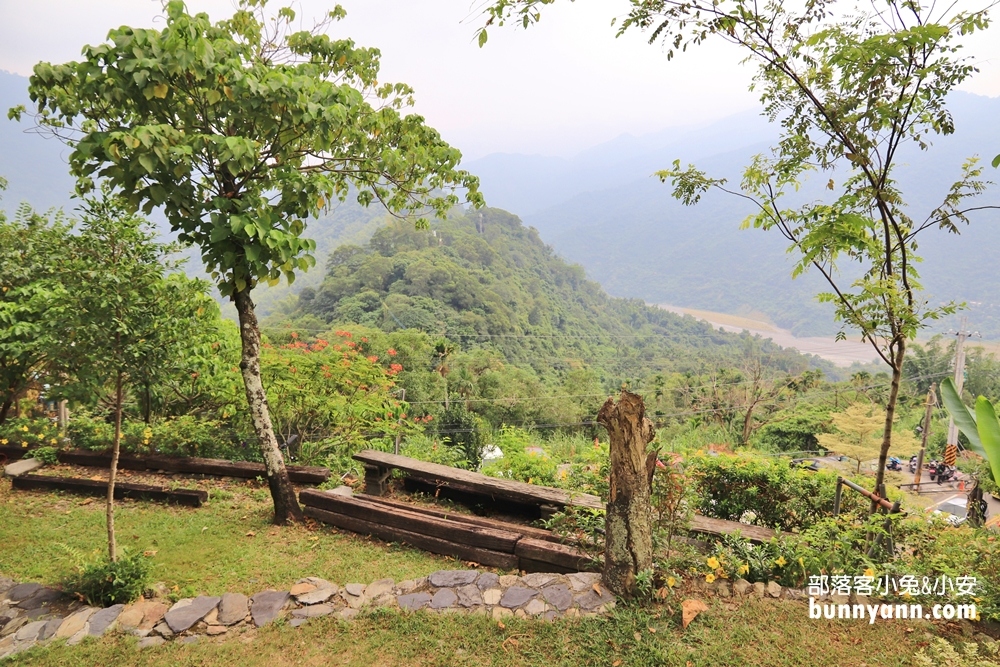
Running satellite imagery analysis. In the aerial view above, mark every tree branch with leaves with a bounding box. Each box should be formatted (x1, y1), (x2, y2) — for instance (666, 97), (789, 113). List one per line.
(14, 0), (482, 523)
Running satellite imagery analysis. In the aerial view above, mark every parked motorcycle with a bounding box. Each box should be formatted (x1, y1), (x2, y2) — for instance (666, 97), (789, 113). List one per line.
(934, 462), (956, 484)
(887, 457), (903, 472)
(908, 455), (918, 474)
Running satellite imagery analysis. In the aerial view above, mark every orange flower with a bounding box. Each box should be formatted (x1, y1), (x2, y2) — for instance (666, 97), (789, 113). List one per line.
(387, 348), (397, 356)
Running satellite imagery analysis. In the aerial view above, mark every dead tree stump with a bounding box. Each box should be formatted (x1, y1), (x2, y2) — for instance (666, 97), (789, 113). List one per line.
(597, 390), (658, 598)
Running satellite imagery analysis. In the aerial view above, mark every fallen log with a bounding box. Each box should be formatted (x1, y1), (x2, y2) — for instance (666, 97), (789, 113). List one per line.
(688, 515), (784, 544)
(356, 494), (561, 544)
(299, 489), (521, 553)
(55, 449), (329, 485)
(514, 537), (598, 573)
(303, 505), (518, 569)
(11, 473), (206, 507)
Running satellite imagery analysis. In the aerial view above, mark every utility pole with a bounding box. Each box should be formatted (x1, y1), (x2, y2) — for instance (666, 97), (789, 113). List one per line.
(914, 385), (936, 485)
(946, 317), (979, 455)
(393, 388), (406, 456)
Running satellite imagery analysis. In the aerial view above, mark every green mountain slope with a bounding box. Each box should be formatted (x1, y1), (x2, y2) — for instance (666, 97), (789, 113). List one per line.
(275, 207), (835, 385)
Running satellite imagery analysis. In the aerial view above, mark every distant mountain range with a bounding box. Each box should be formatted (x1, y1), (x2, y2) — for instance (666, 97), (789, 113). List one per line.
(4, 68), (1000, 338)
(466, 92), (1000, 338)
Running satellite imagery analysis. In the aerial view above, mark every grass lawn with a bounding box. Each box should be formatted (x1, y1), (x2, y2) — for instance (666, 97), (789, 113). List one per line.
(0, 476), (455, 597)
(0, 477), (967, 666)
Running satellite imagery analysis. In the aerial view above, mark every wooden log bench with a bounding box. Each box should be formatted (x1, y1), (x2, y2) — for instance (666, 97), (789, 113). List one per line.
(11, 473), (207, 507)
(352, 449), (603, 517)
(299, 489), (599, 572)
(55, 449), (330, 485)
(352, 449), (785, 544)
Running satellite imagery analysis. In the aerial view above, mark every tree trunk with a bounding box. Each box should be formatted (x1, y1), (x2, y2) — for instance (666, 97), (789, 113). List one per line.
(142, 382), (151, 425)
(741, 404), (756, 446)
(871, 341), (906, 514)
(597, 390), (658, 598)
(0, 393), (13, 425)
(107, 371), (123, 562)
(233, 287), (303, 525)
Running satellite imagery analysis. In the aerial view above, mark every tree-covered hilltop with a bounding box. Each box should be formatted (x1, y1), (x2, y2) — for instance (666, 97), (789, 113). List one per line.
(270, 207), (834, 385)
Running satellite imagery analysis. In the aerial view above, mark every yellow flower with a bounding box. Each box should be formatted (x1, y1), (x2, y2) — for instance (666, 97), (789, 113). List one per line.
(798, 557), (804, 568)
(50, 438), (57, 445)
(667, 576), (676, 588)
(22, 441), (28, 447)
(0, 438), (7, 445)
(707, 557), (720, 569)
(864, 568), (876, 578)
(705, 573), (716, 584)
(775, 556), (787, 568)
(21, 426), (29, 432)
(738, 564), (749, 576)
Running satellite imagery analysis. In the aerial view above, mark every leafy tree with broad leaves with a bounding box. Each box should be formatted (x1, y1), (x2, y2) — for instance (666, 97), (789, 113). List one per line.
(478, 0), (997, 512)
(14, 0), (481, 523)
(0, 188), (72, 424)
(60, 191), (205, 562)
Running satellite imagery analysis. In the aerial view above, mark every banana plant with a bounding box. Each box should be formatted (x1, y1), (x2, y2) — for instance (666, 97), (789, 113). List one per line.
(940, 378), (1000, 487)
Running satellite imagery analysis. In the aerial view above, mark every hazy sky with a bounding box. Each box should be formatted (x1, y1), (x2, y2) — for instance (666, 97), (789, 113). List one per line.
(1, 0), (998, 160)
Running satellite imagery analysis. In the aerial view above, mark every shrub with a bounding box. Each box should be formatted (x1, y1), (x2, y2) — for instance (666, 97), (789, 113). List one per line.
(66, 412), (258, 461)
(32, 446), (60, 465)
(0, 417), (61, 449)
(436, 404), (488, 469)
(688, 453), (866, 532)
(481, 426), (558, 486)
(754, 407), (831, 453)
(64, 548), (152, 607)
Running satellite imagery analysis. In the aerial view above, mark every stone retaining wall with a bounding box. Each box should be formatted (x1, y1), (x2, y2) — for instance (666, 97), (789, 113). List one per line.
(0, 570), (616, 660)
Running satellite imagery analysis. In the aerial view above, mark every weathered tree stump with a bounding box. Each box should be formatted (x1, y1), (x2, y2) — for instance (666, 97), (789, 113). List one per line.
(597, 390), (658, 598)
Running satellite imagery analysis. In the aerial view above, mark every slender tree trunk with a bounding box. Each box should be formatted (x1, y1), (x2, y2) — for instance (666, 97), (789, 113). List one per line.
(0, 393), (13, 425)
(107, 371), (123, 562)
(741, 404), (756, 446)
(142, 382), (151, 425)
(232, 288), (303, 525)
(597, 390), (658, 598)
(871, 341), (906, 514)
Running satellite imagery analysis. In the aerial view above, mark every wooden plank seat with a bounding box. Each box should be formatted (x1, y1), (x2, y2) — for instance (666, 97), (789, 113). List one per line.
(299, 489), (599, 572)
(352, 450), (785, 544)
(12, 473), (207, 506)
(352, 449), (604, 514)
(55, 449), (330, 485)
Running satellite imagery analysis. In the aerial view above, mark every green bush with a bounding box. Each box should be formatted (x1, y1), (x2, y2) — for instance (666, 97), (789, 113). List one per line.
(481, 426), (558, 486)
(436, 404), (488, 469)
(66, 412), (258, 461)
(32, 446), (60, 465)
(64, 548), (152, 607)
(688, 453), (866, 532)
(0, 417), (61, 449)
(754, 407), (831, 453)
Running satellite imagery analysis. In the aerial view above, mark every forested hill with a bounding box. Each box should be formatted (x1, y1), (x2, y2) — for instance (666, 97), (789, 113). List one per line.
(270, 207), (835, 385)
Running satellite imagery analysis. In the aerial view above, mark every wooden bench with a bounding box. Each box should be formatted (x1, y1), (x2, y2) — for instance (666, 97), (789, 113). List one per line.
(351, 450), (784, 544)
(352, 449), (603, 516)
(299, 489), (597, 572)
(12, 473), (207, 507)
(55, 449), (330, 485)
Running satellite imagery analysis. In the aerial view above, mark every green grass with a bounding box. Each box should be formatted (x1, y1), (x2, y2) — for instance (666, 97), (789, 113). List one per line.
(0, 478), (970, 667)
(0, 478), (455, 596)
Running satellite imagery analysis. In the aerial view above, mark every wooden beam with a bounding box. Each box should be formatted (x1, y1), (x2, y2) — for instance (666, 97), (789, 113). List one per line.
(55, 449), (330, 484)
(300, 489), (522, 553)
(514, 537), (598, 573)
(352, 449), (603, 511)
(357, 495), (562, 544)
(11, 473), (206, 507)
(688, 515), (784, 544)
(303, 505), (518, 569)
